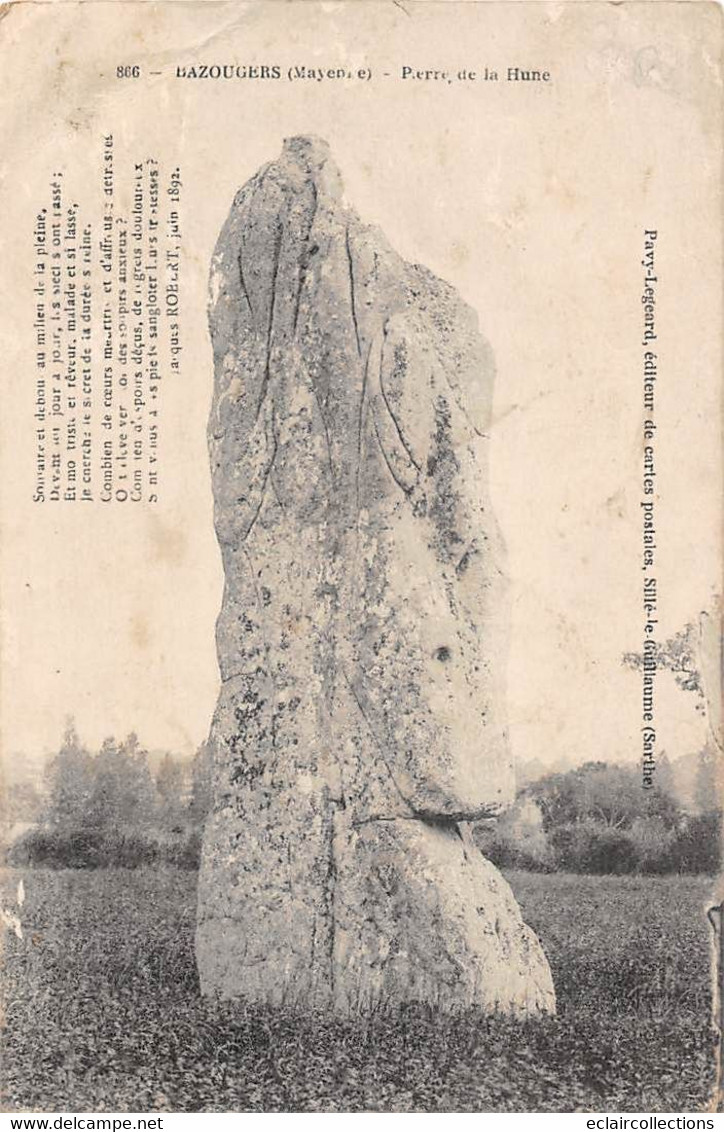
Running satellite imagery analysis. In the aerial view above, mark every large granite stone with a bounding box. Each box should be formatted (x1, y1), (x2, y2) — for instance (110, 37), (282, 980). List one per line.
(196, 136), (555, 1014)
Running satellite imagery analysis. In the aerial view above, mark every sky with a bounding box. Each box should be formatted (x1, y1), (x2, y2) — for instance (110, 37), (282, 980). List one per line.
(1, 1), (719, 782)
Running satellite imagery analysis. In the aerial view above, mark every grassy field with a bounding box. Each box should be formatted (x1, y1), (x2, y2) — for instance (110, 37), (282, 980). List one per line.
(0, 867), (718, 1112)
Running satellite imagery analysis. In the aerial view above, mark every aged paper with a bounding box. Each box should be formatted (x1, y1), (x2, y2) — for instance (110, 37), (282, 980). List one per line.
(0, 0), (721, 1115)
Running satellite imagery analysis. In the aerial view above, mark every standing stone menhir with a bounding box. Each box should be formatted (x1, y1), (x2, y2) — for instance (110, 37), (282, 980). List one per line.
(196, 135), (555, 1015)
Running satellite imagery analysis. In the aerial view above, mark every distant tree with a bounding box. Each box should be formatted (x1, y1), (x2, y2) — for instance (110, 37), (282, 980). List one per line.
(155, 752), (186, 829)
(656, 751), (675, 800)
(88, 732), (155, 831)
(2, 779), (44, 827)
(122, 732), (156, 828)
(694, 738), (721, 816)
(623, 602), (722, 760)
(44, 718), (95, 828)
(667, 812), (721, 874)
(188, 740), (213, 827)
(527, 761), (678, 834)
(623, 614), (708, 703)
(87, 736), (121, 829)
(628, 815), (675, 873)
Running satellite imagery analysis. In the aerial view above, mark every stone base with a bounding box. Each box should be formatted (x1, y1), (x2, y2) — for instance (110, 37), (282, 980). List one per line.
(196, 805), (555, 1015)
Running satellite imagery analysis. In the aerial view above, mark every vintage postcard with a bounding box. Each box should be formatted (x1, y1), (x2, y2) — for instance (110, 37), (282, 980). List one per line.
(0, 0), (721, 1115)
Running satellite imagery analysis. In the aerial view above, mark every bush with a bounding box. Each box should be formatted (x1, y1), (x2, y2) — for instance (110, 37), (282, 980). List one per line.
(482, 810), (722, 877)
(165, 829), (202, 870)
(5, 827), (201, 871)
(474, 826), (552, 872)
(7, 828), (108, 869)
(578, 827), (635, 875)
(628, 816), (676, 875)
(665, 812), (721, 874)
